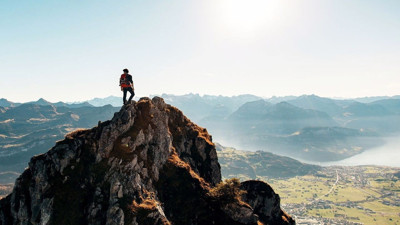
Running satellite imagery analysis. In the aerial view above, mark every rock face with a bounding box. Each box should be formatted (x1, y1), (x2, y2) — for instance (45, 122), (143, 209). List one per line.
(240, 181), (295, 225)
(0, 97), (294, 225)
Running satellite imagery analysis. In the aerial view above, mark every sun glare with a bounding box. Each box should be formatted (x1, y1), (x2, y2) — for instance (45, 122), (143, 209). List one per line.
(217, 0), (287, 36)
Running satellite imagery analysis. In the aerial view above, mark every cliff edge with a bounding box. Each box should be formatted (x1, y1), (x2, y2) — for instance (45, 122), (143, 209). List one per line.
(0, 97), (294, 225)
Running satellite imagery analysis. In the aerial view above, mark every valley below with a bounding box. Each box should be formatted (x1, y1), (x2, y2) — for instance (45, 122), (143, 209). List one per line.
(270, 166), (399, 225)
(217, 146), (400, 225)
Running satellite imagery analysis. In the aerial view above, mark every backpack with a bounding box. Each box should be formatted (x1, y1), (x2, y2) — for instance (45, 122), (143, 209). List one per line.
(120, 74), (132, 88)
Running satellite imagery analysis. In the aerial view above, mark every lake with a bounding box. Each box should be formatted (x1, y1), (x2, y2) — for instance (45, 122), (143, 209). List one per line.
(304, 136), (400, 167)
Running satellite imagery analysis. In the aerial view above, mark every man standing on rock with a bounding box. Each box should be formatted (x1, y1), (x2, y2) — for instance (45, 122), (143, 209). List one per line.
(119, 68), (135, 105)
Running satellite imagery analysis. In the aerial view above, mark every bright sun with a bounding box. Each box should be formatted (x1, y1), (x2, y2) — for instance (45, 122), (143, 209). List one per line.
(217, 0), (287, 36)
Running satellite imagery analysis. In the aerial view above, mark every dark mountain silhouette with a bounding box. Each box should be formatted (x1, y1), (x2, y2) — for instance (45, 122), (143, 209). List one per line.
(28, 98), (52, 106)
(53, 101), (93, 108)
(27, 98), (94, 108)
(0, 98), (93, 109)
(0, 99), (19, 108)
(0, 97), (294, 225)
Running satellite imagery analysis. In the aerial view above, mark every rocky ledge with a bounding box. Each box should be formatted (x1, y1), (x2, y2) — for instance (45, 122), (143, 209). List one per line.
(0, 97), (294, 225)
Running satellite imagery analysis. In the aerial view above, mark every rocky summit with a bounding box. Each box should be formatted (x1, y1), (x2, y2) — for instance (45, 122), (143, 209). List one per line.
(0, 97), (294, 225)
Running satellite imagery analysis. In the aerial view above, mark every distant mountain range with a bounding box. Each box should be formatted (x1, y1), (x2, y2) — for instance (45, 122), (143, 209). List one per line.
(0, 100), (119, 183)
(171, 94), (399, 161)
(1, 94), (399, 183)
(0, 98), (94, 108)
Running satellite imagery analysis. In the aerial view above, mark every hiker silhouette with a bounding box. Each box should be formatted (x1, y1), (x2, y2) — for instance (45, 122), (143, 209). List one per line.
(119, 68), (135, 105)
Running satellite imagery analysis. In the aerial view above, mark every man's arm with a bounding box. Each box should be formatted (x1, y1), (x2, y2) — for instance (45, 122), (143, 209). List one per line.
(128, 75), (133, 84)
(129, 75), (134, 90)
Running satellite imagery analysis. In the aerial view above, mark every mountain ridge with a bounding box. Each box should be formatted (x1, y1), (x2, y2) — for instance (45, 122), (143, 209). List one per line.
(0, 97), (294, 225)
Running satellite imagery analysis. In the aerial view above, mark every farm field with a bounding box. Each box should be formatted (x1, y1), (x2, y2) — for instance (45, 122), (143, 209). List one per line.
(267, 166), (400, 225)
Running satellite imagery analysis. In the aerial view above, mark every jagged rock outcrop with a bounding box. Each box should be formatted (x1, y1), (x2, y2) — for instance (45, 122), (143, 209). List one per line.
(0, 97), (294, 225)
(240, 181), (295, 225)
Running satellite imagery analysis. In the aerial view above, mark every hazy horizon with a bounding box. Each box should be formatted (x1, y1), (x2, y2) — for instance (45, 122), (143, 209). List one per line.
(2, 92), (400, 104)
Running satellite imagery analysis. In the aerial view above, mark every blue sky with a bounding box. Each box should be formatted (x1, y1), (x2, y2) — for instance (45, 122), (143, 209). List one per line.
(1, 0), (399, 102)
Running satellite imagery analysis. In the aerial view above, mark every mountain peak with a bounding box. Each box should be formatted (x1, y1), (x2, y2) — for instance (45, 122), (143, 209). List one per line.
(0, 98), (16, 107)
(30, 98), (52, 106)
(0, 96), (294, 225)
